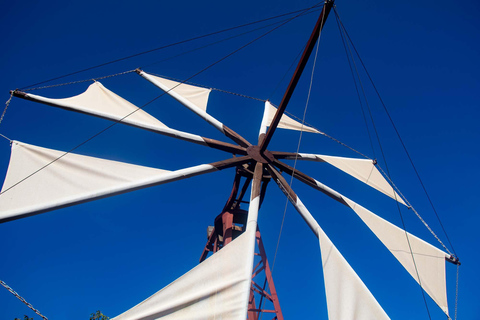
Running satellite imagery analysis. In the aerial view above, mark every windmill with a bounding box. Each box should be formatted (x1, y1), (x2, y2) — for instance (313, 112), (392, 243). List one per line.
(0, 1), (461, 319)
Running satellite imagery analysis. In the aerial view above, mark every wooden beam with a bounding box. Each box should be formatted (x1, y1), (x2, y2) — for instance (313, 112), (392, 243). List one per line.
(259, 0), (334, 152)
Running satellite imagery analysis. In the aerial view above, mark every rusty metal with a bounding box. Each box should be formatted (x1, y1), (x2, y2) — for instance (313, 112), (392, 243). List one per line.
(1, 280), (48, 320)
(266, 163), (298, 203)
(223, 125), (253, 148)
(221, 169), (244, 213)
(199, 164), (282, 319)
(247, 145), (275, 163)
(248, 288), (259, 320)
(197, 5), (339, 317)
(12, 89), (249, 156)
(200, 166), (254, 260)
(202, 137), (248, 155)
(199, 226), (217, 262)
(247, 228), (284, 320)
(210, 155), (252, 170)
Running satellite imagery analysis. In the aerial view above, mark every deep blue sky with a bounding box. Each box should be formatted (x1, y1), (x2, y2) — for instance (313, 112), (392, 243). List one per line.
(0, 0), (478, 319)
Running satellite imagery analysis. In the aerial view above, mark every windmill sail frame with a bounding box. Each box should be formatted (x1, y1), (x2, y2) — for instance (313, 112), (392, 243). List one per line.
(0, 0), (460, 319)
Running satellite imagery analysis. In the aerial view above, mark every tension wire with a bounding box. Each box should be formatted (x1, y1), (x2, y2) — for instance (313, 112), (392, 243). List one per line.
(0, 92), (13, 127)
(18, 5), (324, 91)
(2, 3), (323, 199)
(272, 1), (326, 272)
(334, 7), (457, 259)
(1, 279), (48, 320)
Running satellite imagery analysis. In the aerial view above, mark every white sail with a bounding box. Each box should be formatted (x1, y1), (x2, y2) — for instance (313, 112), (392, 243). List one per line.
(288, 197), (390, 319)
(292, 168), (449, 315)
(318, 225), (390, 320)
(138, 70), (227, 134)
(112, 165), (262, 320)
(112, 227), (255, 320)
(16, 82), (213, 145)
(260, 101), (321, 134)
(139, 74), (211, 112)
(24, 81), (168, 130)
(297, 153), (406, 205)
(342, 197), (449, 315)
(0, 141), (216, 223)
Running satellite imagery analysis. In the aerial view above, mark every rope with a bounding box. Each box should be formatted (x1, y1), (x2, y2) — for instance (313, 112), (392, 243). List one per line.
(271, 2), (326, 273)
(148, 73), (265, 102)
(334, 7), (436, 319)
(141, 8), (322, 71)
(271, 102), (373, 160)
(18, 5), (324, 91)
(0, 133), (12, 142)
(0, 92), (13, 126)
(153, 61), (448, 268)
(334, 7), (457, 259)
(268, 45), (304, 101)
(1, 280), (48, 320)
(277, 75), (452, 260)
(334, 9), (376, 159)
(335, 9), (380, 163)
(375, 163), (453, 256)
(272, 10), (455, 258)
(1, 3), (323, 198)
(212, 87), (266, 102)
(22, 70), (135, 92)
(150, 74), (378, 165)
(15, 6), (321, 98)
(22, 18), (299, 93)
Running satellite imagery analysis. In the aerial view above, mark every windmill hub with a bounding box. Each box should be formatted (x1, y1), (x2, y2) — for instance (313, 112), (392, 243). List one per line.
(246, 145), (274, 164)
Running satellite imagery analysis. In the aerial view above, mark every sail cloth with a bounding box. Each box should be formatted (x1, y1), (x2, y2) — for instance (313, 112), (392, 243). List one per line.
(141, 74), (212, 112)
(292, 198), (390, 320)
(260, 101), (321, 134)
(342, 197), (449, 316)
(22, 81), (169, 131)
(15, 82), (214, 145)
(318, 225), (390, 320)
(113, 170), (261, 320)
(301, 172), (449, 316)
(0, 141), (216, 223)
(112, 228), (255, 320)
(297, 153), (406, 205)
(138, 71), (228, 134)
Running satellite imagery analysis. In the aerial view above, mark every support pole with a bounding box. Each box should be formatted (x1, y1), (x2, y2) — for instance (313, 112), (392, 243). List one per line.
(260, 0), (335, 151)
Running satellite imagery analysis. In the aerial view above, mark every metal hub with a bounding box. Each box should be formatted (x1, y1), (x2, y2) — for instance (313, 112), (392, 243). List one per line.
(246, 145), (275, 164)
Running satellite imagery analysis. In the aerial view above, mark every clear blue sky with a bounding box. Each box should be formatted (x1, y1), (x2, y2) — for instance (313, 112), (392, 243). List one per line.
(0, 0), (478, 319)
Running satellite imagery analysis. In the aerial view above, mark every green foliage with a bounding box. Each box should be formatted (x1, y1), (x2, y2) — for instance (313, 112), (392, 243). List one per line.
(14, 316), (33, 320)
(89, 310), (109, 320)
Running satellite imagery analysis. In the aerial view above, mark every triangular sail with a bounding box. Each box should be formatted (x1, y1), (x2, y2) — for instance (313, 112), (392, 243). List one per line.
(291, 198), (390, 319)
(14, 83), (218, 146)
(140, 73), (211, 112)
(342, 197), (449, 315)
(112, 227), (256, 320)
(23, 81), (169, 130)
(289, 168), (450, 316)
(112, 165), (262, 320)
(138, 70), (227, 134)
(297, 153), (406, 205)
(0, 141), (216, 223)
(260, 101), (321, 134)
(318, 225), (390, 320)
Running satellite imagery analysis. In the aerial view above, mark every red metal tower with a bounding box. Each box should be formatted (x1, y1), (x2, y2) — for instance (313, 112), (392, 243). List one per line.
(199, 165), (283, 320)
